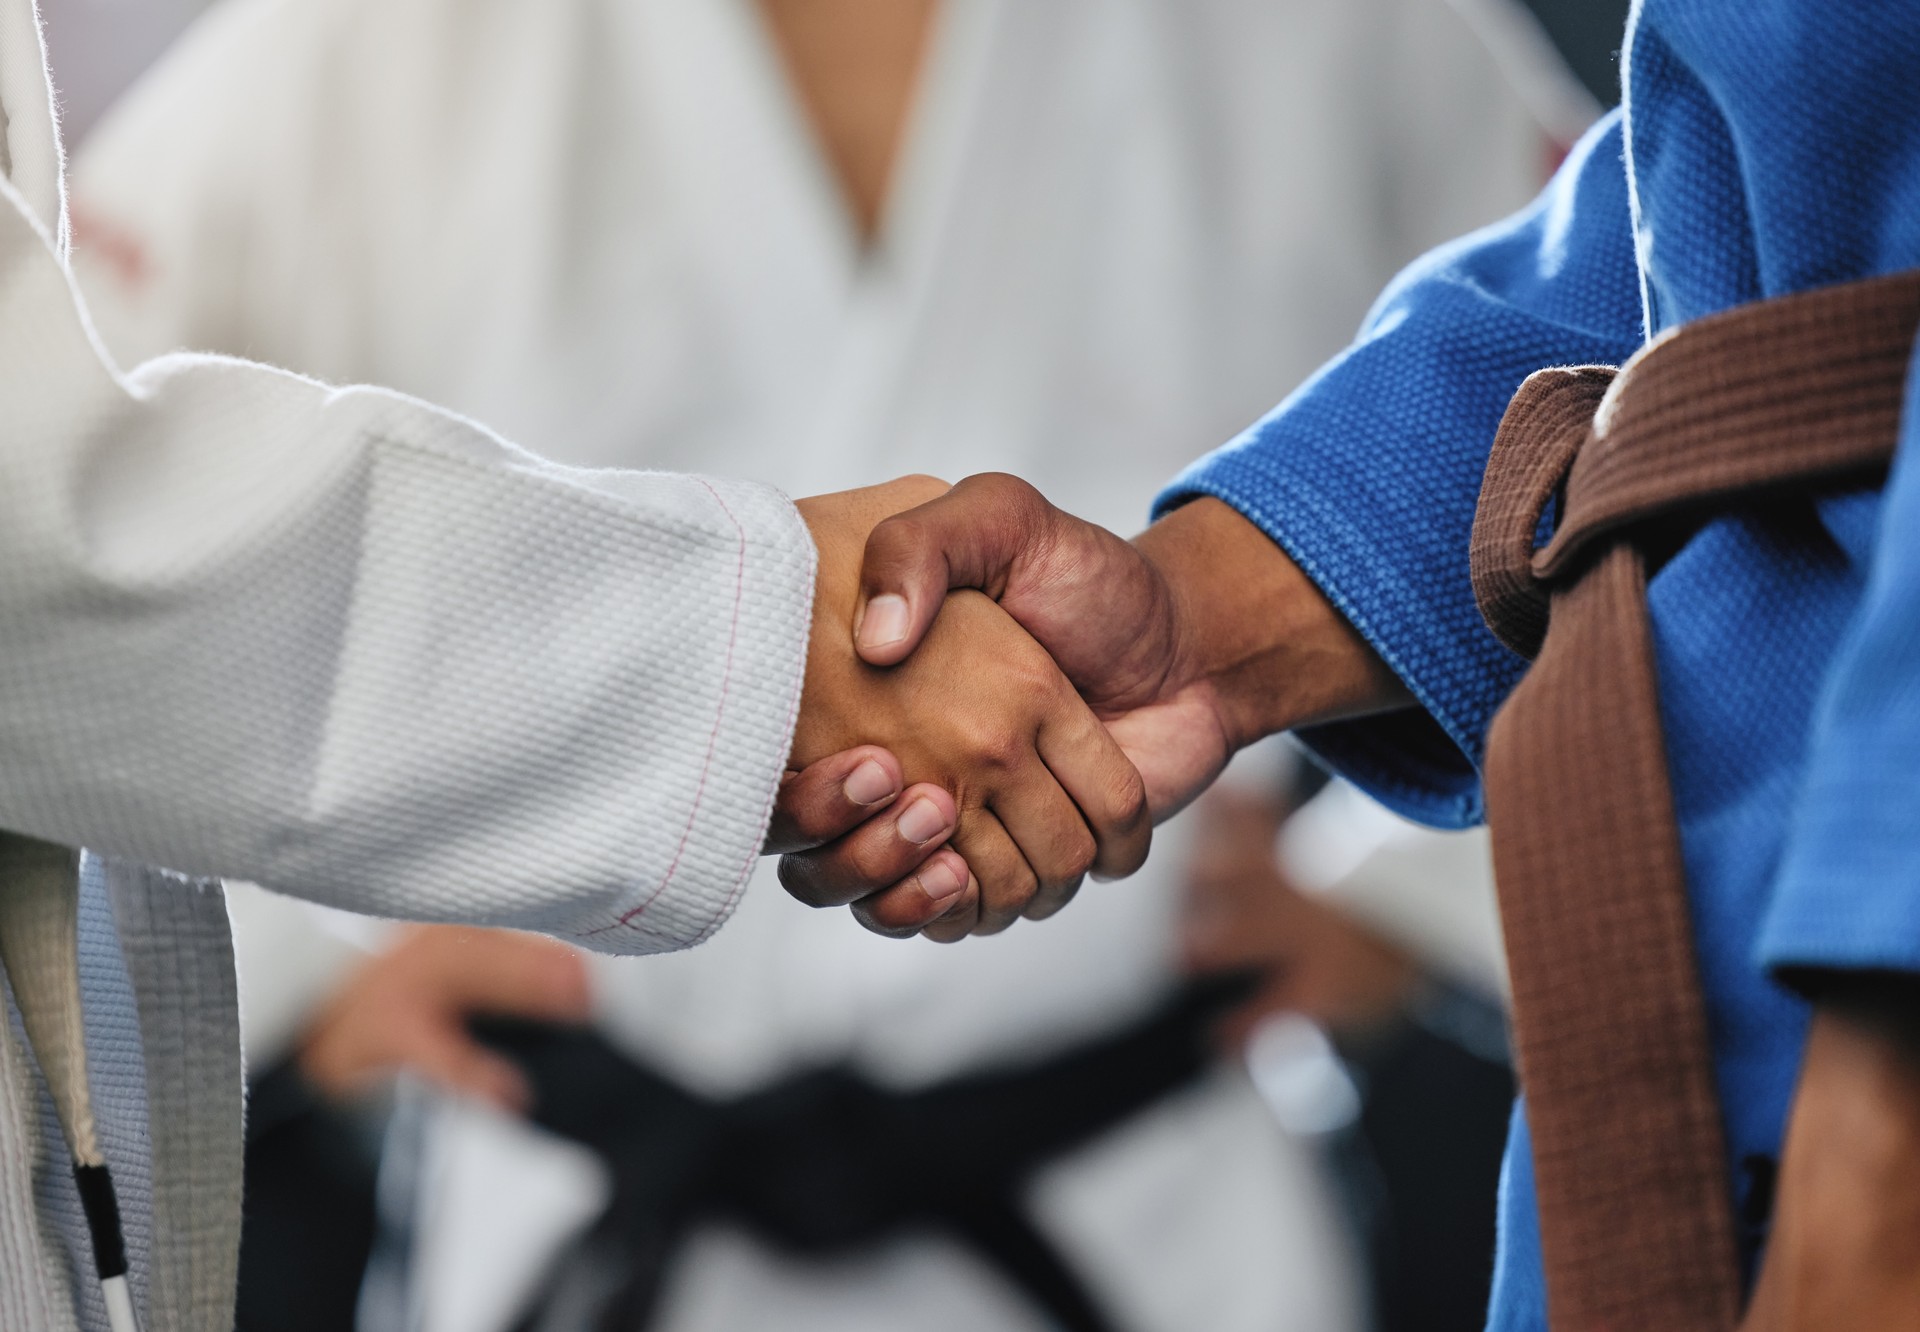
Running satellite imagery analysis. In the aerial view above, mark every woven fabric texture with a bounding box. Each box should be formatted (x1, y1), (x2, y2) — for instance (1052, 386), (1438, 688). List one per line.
(0, 4), (817, 1325)
(1474, 272), (1917, 1331)
(0, 157), (815, 957)
(1162, 3), (1920, 1328)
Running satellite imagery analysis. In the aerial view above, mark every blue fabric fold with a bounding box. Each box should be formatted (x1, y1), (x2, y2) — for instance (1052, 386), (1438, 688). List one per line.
(1152, 4), (1920, 1326)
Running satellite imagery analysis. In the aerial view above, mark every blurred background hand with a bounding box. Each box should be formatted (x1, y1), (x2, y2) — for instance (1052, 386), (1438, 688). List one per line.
(1182, 786), (1417, 1051)
(299, 925), (591, 1113)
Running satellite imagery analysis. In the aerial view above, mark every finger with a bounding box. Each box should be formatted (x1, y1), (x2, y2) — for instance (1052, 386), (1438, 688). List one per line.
(920, 870), (985, 943)
(779, 783), (959, 908)
(943, 806), (1042, 936)
(1035, 700), (1152, 881)
(408, 1029), (534, 1115)
(1024, 874), (1085, 923)
(445, 932), (592, 1023)
(855, 473), (1057, 666)
(982, 768), (1093, 927)
(847, 848), (975, 937)
(765, 746), (904, 854)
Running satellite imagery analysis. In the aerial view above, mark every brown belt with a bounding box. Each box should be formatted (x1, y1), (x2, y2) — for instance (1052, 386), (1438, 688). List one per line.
(1469, 269), (1920, 1331)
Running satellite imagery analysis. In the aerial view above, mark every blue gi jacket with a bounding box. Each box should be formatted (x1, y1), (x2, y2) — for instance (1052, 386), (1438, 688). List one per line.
(1161, 3), (1920, 1326)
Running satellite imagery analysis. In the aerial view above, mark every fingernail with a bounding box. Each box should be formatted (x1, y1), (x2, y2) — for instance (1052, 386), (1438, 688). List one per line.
(856, 594), (911, 652)
(896, 797), (951, 846)
(918, 858), (968, 905)
(843, 759), (897, 806)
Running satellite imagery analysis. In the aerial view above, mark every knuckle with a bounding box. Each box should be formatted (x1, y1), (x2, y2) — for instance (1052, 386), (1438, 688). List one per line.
(960, 718), (1025, 772)
(1066, 829), (1099, 881)
(1036, 848), (1094, 898)
(977, 867), (1038, 935)
(866, 511), (931, 565)
(1005, 644), (1061, 693)
(973, 472), (1037, 506)
(979, 731), (1026, 772)
(1118, 763), (1149, 824)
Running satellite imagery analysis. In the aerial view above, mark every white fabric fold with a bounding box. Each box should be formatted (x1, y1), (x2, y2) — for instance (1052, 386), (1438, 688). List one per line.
(0, 173), (815, 952)
(0, 0), (819, 1322)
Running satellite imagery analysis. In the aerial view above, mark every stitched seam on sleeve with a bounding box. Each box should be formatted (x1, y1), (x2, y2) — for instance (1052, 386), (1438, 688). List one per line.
(582, 477), (749, 938)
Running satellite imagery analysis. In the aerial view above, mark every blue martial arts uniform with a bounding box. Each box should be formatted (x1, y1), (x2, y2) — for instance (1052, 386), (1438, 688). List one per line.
(1160, 3), (1920, 1327)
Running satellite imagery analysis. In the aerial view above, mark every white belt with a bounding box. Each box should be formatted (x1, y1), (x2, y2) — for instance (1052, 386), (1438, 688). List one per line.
(0, 833), (142, 1332)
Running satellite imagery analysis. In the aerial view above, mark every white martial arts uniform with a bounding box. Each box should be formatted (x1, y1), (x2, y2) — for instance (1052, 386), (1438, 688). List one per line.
(36, 0), (211, 143)
(0, 3), (821, 1328)
(68, 2), (1578, 1330)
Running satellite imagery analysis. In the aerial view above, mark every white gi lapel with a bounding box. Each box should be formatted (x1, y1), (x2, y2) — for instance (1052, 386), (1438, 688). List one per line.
(627, 0), (851, 486)
(791, 0), (1009, 494)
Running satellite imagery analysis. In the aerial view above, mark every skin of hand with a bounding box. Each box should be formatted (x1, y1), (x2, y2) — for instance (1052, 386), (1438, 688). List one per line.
(790, 477), (1150, 940)
(1182, 785), (1417, 1050)
(767, 742), (966, 905)
(1175, 783), (1420, 1051)
(779, 472), (1409, 923)
(298, 924), (592, 1114)
(851, 475), (1410, 814)
(1739, 988), (1920, 1332)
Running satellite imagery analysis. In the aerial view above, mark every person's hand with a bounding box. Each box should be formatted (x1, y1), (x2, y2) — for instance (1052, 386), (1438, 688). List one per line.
(795, 474), (1408, 931)
(780, 474), (1405, 930)
(768, 743), (965, 912)
(1182, 786), (1416, 1049)
(784, 477), (1150, 940)
(298, 925), (591, 1113)
(849, 475), (1410, 819)
(1738, 982), (1920, 1332)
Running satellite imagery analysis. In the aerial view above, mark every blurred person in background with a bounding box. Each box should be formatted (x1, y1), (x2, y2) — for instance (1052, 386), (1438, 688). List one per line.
(0, 2), (1061, 1329)
(1187, 749), (1515, 1332)
(66, 1), (1587, 1329)
(36, 0), (209, 142)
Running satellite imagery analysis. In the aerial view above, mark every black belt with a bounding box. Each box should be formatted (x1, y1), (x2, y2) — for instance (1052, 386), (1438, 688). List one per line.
(471, 970), (1258, 1332)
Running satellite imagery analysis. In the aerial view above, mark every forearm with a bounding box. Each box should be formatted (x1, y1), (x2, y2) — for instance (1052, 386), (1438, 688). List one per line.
(1136, 497), (1412, 753)
(1744, 979), (1920, 1330)
(0, 187), (814, 950)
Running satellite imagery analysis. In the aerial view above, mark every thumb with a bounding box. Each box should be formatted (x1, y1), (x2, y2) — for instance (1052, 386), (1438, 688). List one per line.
(854, 473), (1058, 666)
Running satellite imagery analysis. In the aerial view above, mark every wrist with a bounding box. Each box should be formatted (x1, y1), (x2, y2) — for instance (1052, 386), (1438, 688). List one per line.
(1743, 997), (1920, 1330)
(791, 477), (950, 764)
(1134, 498), (1409, 752)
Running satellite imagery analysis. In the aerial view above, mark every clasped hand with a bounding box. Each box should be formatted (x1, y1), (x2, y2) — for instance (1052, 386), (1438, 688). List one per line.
(774, 473), (1405, 940)
(781, 477), (1154, 940)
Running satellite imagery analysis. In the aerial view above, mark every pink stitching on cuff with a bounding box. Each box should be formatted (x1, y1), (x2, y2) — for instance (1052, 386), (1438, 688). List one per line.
(585, 478), (747, 939)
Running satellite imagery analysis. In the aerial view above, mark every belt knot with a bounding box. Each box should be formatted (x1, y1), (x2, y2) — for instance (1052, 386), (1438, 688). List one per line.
(1469, 365), (1616, 658)
(1471, 270), (1920, 662)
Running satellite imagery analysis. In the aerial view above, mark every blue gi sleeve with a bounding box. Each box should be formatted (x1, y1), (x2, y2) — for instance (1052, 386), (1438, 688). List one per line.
(1156, 113), (1646, 827)
(1757, 341), (1920, 980)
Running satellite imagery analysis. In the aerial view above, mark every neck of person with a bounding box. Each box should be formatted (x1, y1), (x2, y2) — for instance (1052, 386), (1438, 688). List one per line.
(755, 0), (942, 246)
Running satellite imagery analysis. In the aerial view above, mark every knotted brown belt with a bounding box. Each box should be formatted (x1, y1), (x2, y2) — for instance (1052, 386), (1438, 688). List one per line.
(1469, 269), (1920, 1331)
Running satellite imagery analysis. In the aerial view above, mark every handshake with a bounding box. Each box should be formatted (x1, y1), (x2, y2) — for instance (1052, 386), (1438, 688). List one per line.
(769, 474), (1409, 942)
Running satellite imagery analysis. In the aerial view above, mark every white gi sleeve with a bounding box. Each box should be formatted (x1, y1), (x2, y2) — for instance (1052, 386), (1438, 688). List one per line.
(0, 169), (816, 955)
